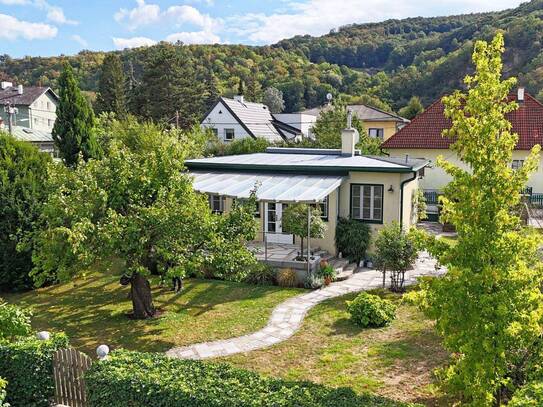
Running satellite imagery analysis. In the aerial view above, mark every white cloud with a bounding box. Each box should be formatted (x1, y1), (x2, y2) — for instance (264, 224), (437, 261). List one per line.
(114, 0), (161, 30)
(166, 30), (220, 44)
(71, 34), (88, 47)
(231, 0), (525, 44)
(112, 36), (157, 49)
(0, 13), (57, 40)
(0, 0), (31, 4)
(166, 5), (219, 31)
(45, 5), (77, 25)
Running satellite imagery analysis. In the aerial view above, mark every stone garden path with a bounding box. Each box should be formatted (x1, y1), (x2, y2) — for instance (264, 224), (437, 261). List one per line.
(166, 251), (446, 360)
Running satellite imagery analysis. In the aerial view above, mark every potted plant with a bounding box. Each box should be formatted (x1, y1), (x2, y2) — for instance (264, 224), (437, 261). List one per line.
(318, 264), (336, 286)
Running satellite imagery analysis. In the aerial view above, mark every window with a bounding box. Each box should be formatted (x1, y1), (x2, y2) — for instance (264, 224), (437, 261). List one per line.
(46, 102), (51, 110)
(351, 184), (384, 223)
(48, 119), (52, 127)
(512, 160), (524, 170)
(311, 196), (329, 221)
(368, 128), (384, 140)
(267, 203), (277, 232)
(33, 117), (38, 126)
(211, 128), (218, 137)
(235, 198), (260, 218)
(208, 194), (225, 214)
(224, 128), (235, 141)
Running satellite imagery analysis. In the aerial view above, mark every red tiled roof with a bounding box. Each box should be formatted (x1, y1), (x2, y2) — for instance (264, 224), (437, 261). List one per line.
(382, 92), (543, 150)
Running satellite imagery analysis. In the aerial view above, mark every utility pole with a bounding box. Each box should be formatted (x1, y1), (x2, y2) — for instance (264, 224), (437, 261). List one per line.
(3, 102), (16, 134)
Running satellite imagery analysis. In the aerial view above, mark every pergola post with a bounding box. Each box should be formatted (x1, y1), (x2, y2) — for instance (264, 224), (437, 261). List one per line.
(307, 204), (311, 275)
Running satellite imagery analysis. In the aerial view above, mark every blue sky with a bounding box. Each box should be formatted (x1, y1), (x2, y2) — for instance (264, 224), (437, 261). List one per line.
(0, 0), (525, 57)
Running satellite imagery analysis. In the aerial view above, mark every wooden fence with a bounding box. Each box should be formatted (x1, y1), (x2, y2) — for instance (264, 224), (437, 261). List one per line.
(52, 348), (92, 407)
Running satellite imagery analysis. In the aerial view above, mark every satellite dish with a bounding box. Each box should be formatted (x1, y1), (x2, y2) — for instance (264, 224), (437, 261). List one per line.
(326, 93), (333, 101)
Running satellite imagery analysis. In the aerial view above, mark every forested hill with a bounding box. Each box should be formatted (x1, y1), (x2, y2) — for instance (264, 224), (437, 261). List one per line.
(2, 0), (543, 116)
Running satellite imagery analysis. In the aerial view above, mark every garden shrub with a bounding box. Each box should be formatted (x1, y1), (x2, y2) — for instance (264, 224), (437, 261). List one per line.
(0, 333), (69, 407)
(508, 381), (543, 406)
(346, 292), (396, 328)
(0, 302), (32, 342)
(85, 350), (416, 407)
(244, 263), (276, 286)
(276, 268), (297, 287)
(304, 273), (324, 289)
(335, 218), (371, 264)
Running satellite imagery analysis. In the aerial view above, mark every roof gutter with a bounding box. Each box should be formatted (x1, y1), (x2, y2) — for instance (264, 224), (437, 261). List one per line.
(399, 171), (417, 229)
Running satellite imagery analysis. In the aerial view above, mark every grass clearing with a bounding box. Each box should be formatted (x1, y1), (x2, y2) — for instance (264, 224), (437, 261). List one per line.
(2, 266), (303, 355)
(224, 289), (450, 406)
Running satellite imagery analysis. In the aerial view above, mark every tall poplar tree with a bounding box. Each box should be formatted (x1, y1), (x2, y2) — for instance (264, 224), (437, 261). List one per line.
(418, 33), (543, 405)
(52, 62), (100, 167)
(95, 53), (127, 118)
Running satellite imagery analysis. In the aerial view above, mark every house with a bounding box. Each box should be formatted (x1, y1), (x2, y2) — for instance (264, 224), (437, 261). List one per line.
(381, 88), (543, 219)
(301, 103), (410, 141)
(186, 124), (429, 256)
(0, 82), (59, 133)
(3, 125), (55, 155)
(201, 96), (302, 143)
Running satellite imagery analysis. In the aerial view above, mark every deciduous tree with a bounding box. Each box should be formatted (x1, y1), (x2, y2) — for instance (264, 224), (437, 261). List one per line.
(262, 87), (285, 114)
(282, 204), (326, 258)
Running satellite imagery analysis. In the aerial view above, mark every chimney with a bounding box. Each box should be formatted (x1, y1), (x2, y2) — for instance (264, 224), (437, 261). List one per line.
(17, 84), (23, 95)
(1, 81), (12, 90)
(518, 87), (525, 103)
(341, 110), (359, 156)
(233, 95), (244, 103)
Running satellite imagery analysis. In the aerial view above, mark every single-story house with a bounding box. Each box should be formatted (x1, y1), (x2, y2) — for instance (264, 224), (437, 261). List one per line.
(201, 96), (302, 143)
(0, 123), (55, 156)
(301, 103), (410, 141)
(0, 82), (59, 133)
(186, 125), (429, 255)
(381, 88), (543, 219)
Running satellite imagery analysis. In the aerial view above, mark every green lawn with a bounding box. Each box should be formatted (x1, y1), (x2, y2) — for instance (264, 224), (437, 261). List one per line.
(224, 289), (450, 406)
(2, 268), (303, 355)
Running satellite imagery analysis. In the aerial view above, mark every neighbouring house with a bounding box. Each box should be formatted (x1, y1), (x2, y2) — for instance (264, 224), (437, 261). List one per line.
(201, 95), (302, 143)
(381, 88), (543, 219)
(186, 124), (428, 257)
(5, 125), (55, 155)
(0, 81), (59, 133)
(301, 103), (410, 142)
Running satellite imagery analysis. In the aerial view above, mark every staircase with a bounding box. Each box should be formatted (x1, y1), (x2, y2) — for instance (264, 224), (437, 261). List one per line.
(313, 250), (358, 281)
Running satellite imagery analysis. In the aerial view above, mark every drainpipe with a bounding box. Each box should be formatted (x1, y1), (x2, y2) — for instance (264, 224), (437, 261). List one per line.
(307, 204), (311, 275)
(399, 171), (417, 229)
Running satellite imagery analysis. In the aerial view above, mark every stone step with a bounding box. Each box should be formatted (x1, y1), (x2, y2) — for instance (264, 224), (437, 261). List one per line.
(335, 268), (354, 281)
(329, 258), (350, 271)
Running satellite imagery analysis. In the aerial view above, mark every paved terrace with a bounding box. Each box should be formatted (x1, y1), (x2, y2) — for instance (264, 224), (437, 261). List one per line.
(166, 251), (446, 360)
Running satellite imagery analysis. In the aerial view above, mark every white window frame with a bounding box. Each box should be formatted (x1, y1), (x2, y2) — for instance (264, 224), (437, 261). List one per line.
(368, 128), (385, 140)
(351, 184), (384, 223)
(311, 196), (329, 221)
(224, 128), (235, 141)
(512, 160), (524, 170)
(209, 194), (225, 214)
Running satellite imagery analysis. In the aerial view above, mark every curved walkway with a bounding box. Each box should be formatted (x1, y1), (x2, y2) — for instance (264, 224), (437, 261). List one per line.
(166, 252), (446, 360)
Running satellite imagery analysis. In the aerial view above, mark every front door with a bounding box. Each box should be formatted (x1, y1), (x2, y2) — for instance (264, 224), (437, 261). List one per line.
(265, 202), (294, 244)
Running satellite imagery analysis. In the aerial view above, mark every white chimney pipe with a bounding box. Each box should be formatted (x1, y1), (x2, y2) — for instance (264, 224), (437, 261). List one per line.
(17, 84), (23, 95)
(341, 127), (359, 157)
(1, 81), (12, 90)
(518, 87), (525, 102)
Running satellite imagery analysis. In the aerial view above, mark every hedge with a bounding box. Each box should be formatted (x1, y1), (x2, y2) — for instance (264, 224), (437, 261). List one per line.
(0, 333), (69, 407)
(86, 350), (418, 407)
(346, 293), (396, 328)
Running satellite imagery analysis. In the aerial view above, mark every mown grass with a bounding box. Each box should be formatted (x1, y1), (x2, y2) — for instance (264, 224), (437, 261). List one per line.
(224, 289), (451, 406)
(2, 265), (303, 355)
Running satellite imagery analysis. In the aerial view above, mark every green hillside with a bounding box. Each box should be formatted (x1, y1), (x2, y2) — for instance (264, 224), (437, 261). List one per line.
(2, 0), (543, 116)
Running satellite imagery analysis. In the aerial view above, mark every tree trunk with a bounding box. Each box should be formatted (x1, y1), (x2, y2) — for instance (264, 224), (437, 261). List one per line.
(382, 269), (386, 288)
(130, 272), (156, 319)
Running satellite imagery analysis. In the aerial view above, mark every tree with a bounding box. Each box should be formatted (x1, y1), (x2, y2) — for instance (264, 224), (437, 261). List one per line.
(95, 53), (127, 118)
(373, 222), (418, 291)
(0, 302), (31, 342)
(52, 62), (100, 167)
(32, 122), (258, 319)
(262, 87), (285, 114)
(0, 133), (51, 291)
(131, 44), (206, 127)
(417, 33), (543, 404)
(312, 104), (382, 154)
(398, 96), (424, 120)
(282, 204), (326, 258)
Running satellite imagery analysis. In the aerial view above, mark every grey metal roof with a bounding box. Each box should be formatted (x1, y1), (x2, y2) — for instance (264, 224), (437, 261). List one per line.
(9, 126), (53, 143)
(301, 104), (409, 123)
(220, 97), (288, 142)
(0, 86), (57, 106)
(186, 148), (429, 174)
(191, 171), (344, 203)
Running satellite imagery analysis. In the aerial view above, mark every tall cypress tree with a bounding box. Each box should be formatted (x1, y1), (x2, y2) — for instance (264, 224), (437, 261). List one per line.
(52, 62), (100, 167)
(95, 53), (127, 118)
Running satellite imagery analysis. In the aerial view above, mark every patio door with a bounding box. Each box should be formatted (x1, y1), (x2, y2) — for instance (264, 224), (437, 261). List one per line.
(265, 203), (294, 244)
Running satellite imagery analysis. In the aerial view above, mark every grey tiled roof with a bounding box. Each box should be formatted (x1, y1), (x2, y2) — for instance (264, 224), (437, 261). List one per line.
(301, 104), (409, 123)
(0, 86), (56, 106)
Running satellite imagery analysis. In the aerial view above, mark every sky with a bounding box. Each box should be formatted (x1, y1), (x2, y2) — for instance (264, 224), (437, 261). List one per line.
(0, 0), (526, 58)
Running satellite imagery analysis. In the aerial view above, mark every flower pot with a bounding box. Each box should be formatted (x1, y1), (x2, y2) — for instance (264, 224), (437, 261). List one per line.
(324, 276), (332, 286)
(320, 259), (329, 269)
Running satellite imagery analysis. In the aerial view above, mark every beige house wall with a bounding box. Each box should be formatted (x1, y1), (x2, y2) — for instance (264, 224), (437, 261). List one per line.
(363, 120), (401, 142)
(387, 148), (543, 193)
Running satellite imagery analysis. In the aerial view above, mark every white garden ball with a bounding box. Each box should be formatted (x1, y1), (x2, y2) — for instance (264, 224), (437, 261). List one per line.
(96, 344), (110, 360)
(36, 331), (50, 341)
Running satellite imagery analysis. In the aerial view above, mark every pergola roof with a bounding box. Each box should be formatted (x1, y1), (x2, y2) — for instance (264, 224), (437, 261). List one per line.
(191, 171), (344, 203)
